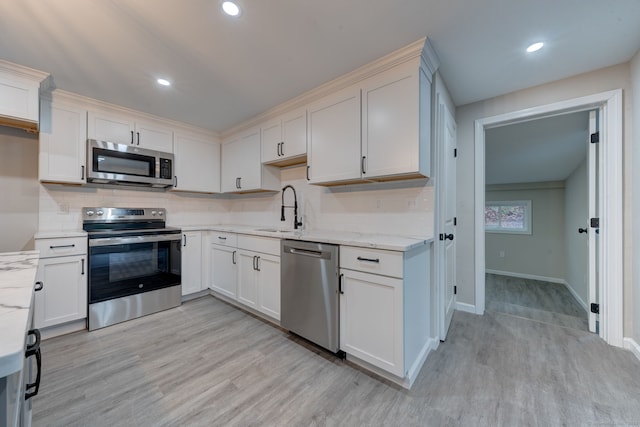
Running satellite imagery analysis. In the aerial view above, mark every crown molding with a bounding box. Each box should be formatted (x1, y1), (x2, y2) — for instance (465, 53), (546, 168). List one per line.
(0, 59), (49, 82)
(221, 37), (440, 139)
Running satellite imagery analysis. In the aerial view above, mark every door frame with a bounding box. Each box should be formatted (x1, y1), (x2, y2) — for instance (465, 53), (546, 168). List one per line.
(473, 89), (623, 347)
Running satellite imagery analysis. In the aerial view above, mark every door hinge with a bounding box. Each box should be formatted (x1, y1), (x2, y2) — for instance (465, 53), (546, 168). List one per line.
(454, 285), (457, 295)
(590, 303), (600, 314)
(454, 217), (457, 226)
(454, 148), (457, 158)
(590, 218), (600, 228)
(590, 131), (600, 144)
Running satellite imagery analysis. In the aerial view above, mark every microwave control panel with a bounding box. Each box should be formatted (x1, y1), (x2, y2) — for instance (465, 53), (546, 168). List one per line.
(159, 158), (172, 179)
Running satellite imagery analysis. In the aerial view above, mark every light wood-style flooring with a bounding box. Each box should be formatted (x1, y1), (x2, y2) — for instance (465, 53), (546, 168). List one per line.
(33, 295), (640, 426)
(486, 273), (588, 331)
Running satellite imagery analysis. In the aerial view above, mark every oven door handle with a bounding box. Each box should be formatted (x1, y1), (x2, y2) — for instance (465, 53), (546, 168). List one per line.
(89, 233), (182, 247)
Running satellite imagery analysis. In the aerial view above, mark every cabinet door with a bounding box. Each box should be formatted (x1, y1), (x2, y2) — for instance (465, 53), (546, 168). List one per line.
(210, 244), (237, 299)
(237, 250), (258, 309)
(362, 61), (420, 179)
(236, 128), (261, 190)
(173, 133), (221, 193)
(281, 107), (307, 160)
(0, 73), (39, 124)
(221, 136), (242, 193)
(257, 254), (280, 320)
(308, 85), (361, 184)
(181, 231), (203, 296)
(34, 255), (87, 329)
(87, 110), (135, 145)
(261, 119), (282, 164)
(340, 269), (404, 377)
(135, 121), (174, 152)
(39, 101), (87, 184)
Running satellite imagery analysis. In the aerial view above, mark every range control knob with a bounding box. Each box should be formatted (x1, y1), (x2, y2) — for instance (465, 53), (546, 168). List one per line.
(86, 210), (95, 216)
(151, 211), (157, 216)
(158, 210), (164, 216)
(96, 210), (104, 216)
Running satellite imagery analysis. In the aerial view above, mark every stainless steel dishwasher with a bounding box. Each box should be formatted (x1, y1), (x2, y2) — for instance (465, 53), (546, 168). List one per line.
(281, 239), (342, 355)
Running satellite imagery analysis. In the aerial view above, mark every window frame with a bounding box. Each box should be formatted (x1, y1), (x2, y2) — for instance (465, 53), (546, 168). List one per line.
(485, 200), (532, 235)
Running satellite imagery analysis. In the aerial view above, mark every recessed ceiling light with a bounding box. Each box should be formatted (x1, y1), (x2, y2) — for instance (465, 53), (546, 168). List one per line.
(526, 42), (544, 53)
(222, 1), (241, 17)
(157, 78), (171, 86)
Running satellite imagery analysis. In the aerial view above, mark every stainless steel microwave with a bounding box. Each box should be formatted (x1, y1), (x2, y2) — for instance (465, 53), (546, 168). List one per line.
(86, 139), (174, 188)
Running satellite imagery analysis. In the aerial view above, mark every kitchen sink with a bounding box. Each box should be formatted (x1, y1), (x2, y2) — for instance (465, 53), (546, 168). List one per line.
(255, 228), (287, 233)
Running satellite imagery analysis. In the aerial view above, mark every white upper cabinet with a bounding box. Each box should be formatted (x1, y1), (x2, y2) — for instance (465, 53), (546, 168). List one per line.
(361, 59), (430, 180)
(87, 110), (173, 152)
(172, 132), (221, 193)
(221, 127), (279, 193)
(39, 96), (87, 184)
(0, 60), (48, 131)
(307, 84), (362, 185)
(261, 107), (307, 166)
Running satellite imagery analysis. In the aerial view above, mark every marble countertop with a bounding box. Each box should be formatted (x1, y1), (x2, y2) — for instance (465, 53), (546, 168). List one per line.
(34, 230), (87, 239)
(0, 251), (39, 378)
(180, 225), (432, 251)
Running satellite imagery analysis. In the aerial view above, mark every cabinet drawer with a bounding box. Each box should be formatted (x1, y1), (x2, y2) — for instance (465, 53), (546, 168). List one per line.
(340, 246), (403, 278)
(36, 237), (87, 258)
(210, 231), (237, 247)
(237, 234), (280, 256)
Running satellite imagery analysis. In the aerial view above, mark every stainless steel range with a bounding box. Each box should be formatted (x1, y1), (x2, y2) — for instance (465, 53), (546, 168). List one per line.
(82, 207), (182, 330)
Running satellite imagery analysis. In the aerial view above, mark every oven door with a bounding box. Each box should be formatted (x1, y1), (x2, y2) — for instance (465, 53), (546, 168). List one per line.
(88, 233), (181, 304)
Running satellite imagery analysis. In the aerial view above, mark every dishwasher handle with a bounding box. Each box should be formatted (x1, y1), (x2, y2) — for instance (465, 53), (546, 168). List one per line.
(288, 247), (324, 258)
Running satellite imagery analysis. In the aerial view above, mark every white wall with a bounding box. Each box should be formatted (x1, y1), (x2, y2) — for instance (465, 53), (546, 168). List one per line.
(0, 127), (39, 251)
(485, 183), (565, 281)
(37, 165), (433, 238)
(455, 63), (633, 334)
(564, 159), (588, 307)
(631, 49), (640, 344)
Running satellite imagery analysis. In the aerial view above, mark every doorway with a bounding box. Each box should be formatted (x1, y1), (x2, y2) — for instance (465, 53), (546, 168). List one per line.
(483, 111), (590, 331)
(473, 90), (623, 347)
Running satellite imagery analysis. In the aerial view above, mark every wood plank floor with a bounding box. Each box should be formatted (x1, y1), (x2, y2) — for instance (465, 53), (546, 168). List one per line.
(33, 295), (640, 426)
(486, 273), (588, 331)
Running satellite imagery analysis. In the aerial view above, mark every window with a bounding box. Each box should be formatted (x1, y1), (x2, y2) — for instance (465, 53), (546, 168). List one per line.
(485, 200), (532, 234)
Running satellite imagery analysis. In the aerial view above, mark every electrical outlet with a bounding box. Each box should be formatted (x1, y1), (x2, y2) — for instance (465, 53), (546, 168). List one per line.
(407, 199), (417, 209)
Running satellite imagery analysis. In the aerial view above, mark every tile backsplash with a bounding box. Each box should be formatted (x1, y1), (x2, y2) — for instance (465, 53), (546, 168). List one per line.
(38, 165), (434, 238)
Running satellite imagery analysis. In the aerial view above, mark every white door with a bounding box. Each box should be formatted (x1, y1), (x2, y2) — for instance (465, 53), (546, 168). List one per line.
(135, 121), (174, 152)
(588, 110), (600, 333)
(210, 244), (237, 299)
(87, 111), (135, 145)
(281, 107), (307, 160)
(221, 136), (242, 193)
(173, 133), (221, 193)
(438, 98), (457, 340)
(261, 119), (282, 163)
(237, 250), (258, 309)
(256, 254), (280, 320)
(181, 232), (202, 296)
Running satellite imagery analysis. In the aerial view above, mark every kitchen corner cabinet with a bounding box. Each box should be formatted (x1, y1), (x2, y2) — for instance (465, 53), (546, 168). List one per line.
(339, 244), (431, 381)
(181, 231), (204, 296)
(87, 110), (174, 153)
(172, 132), (221, 193)
(221, 128), (279, 193)
(0, 61), (48, 131)
(307, 84), (362, 185)
(209, 231), (238, 299)
(261, 107), (307, 166)
(34, 236), (87, 329)
(38, 98), (87, 184)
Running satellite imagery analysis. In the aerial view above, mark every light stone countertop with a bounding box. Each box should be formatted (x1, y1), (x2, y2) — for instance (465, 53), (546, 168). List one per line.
(180, 225), (432, 251)
(0, 251), (39, 378)
(34, 230), (87, 239)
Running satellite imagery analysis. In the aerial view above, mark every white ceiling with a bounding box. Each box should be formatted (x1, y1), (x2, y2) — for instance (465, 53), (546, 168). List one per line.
(485, 111), (589, 185)
(1, 1), (639, 133)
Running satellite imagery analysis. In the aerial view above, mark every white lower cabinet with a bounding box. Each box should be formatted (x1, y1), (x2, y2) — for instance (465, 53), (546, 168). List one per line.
(209, 232), (280, 321)
(181, 231), (204, 296)
(34, 237), (87, 329)
(209, 244), (237, 299)
(340, 270), (403, 377)
(339, 244), (431, 384)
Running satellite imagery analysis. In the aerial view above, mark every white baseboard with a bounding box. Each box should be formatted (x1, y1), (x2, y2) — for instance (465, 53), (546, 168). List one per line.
(455, 301), (477, 314)
(485, 269), (565, 285)
(405, 337), (438, 388)
(41, 319), (87, 340)
(486, 269), (589, 313)
(562, 281), (588, 313)
(624, 337), (640, 362)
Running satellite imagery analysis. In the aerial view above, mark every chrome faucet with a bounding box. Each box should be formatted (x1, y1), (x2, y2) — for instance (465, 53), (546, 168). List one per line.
(281, 185), (303, 230)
